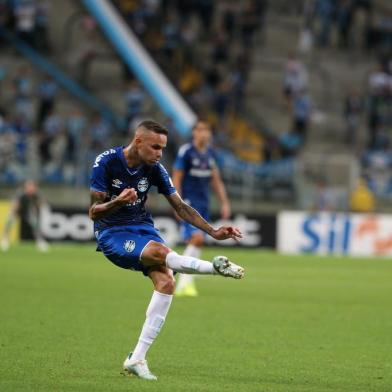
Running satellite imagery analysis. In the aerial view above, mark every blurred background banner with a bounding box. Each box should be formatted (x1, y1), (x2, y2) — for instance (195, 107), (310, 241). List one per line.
(0, 201), (19, 244)
(21, 206), (277, 248)
(278, 211), (392, 257)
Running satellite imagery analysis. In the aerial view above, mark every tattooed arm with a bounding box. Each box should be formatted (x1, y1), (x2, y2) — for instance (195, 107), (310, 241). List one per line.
(165, 192), (242, 241)
(89, 188), (137, 221)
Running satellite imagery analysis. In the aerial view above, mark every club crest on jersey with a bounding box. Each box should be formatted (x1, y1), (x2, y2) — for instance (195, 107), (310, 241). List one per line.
(112, 179), (123, 188)
(124, 240), (136, 253)
(137, 177), (149, 192)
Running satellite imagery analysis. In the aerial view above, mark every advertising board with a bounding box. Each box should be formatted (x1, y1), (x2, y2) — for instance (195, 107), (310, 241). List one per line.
(21, 206), (277, 248)
(278, 211), (392, 257)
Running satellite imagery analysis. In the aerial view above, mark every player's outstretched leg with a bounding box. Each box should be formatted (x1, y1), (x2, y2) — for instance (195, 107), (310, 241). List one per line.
(141, 242), (245, 279)
(212, 255), (244, 279)
(165, 250), (245, 279)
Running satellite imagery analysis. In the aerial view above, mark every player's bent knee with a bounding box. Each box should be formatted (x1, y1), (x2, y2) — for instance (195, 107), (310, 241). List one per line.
(149, 267), (176, 294)
(141, 241), (171, 266)
(155, 274), (175, 294)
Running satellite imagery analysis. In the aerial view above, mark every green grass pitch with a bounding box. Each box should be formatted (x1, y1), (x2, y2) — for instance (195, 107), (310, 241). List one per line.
(1, 244), (391, 392)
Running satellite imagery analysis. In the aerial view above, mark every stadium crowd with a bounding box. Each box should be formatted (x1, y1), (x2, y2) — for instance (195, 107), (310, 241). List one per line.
(113, 0), (268, 150)
(0, 0), (51, 52)
(0, 0), (390, 202)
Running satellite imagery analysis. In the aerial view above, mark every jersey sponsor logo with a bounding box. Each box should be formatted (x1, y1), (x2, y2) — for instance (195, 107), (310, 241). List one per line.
(124, 240), (136, 253)
(93, 149), (116, 167)
(137, 177), (149, 192)
(189, 168), (212, 177)
(112, 179), (123, 188)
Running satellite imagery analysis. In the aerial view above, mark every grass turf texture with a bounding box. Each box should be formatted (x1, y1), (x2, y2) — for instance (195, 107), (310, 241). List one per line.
(0, 244), (391, 392)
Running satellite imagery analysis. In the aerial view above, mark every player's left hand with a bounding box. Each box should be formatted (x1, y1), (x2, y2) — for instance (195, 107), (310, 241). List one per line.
(212, 226), (242, 242)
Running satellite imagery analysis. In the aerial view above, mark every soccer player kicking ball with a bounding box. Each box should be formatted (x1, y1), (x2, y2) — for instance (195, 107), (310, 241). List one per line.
(89, 120), (244, 381)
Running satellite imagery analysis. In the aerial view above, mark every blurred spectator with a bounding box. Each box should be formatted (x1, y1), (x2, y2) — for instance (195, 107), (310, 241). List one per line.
(240, 0), (261, 47)
(283, 53), (308, 107)
(14, 0), (37, 47)
(298, 0), (315, 54)
(66, 107), (87, 163)
(0, 180), (49, 252)
(211, 32), (229, 64)
(39, 109), (62, 164)
(35, 0), (51, 53)
(76, 16), (99, 86)
(214, 78), (232, 122)
(161, 12), (181, 63)
(362, 146), (392, 199)
(179, 66), (202, 95)
(175, 0), (194, 26)
(89, 114), (112, 153)
(365, 9), (392, 53)
(367, 61), (391, 148)
(0, 1), (12, 46)
(124, 80), (146, 127)
(0, 113), (19, 178)
(349, 178), (375, 212)
(292, 88), (312, 141)
(337, 0), (355, 49)
(179, 23), (198, 64)
(13, 66), (34, 123)
(262, 130), (280, 162)
(315, 0), (336, 47)
(312, 178), (335, 211)
(280, 129), (303, 157)
(13, 114), (32, 164)
(36, 76), (58, 129)
(343, 88), (363, 146)
(229, 63), (248, 114)
(195, 0), (214, 35)
(221, 2), (237, 42)
(368, 62), (390, 95)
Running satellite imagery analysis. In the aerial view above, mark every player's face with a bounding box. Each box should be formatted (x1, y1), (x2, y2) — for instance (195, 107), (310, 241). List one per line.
(192, 122), (212, 146)
(136, 131), (167, 165)
(24, 180), (37, 195)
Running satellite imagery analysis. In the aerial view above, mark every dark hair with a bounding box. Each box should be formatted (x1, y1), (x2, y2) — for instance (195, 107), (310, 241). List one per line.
(192, 119), (211, 131)
(137, 120), (168, 135)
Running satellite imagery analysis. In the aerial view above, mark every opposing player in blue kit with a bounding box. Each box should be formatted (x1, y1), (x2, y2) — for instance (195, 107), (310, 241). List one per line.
(89, 120), (244, 381)
(172, 120), (231, 297)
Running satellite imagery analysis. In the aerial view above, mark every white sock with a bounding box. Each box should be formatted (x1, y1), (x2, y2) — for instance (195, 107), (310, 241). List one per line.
(130, 290), (173, 361)
(166, 251), (215, 274)
(176, 245), (201, 288)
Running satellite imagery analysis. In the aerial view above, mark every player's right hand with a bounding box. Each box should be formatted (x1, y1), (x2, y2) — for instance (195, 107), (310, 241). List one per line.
(116, 188), (138, 206)
(212, 226), (242, 242)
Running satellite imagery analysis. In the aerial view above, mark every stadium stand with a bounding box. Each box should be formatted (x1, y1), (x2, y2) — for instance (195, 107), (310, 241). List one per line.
(0, 0), (391, 211)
